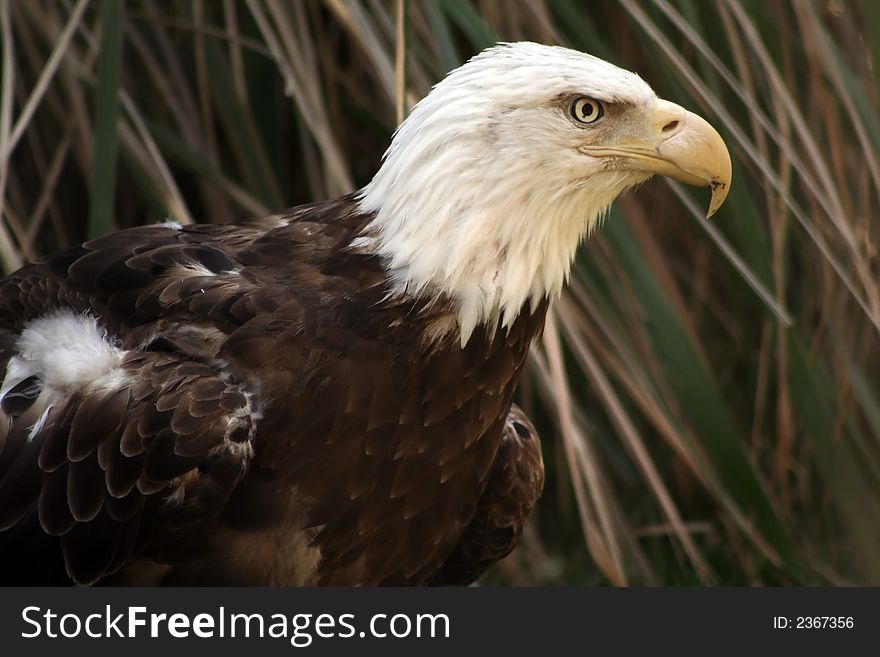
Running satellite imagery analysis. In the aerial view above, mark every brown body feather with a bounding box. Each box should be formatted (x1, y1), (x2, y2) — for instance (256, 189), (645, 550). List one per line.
(0, 195), (545, 585)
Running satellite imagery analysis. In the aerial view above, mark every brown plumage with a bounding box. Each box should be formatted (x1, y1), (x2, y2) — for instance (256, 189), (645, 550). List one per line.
(0, 195), (545, 585)
(0, 41), (732, 586)
(430, 406), (544, 585)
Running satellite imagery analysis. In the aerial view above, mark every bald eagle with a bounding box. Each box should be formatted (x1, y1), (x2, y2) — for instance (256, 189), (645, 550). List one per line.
(0, 42), (730, 585)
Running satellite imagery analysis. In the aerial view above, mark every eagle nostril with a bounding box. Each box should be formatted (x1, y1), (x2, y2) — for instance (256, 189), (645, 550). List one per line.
(662, 120), (680, 133)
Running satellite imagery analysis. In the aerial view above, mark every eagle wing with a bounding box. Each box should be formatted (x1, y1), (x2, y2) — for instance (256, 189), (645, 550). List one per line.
(0, 220), (292, 584)
(429, 404), (544, 585)
(0, 349), (254, 584)
(0, 208), (340, 584)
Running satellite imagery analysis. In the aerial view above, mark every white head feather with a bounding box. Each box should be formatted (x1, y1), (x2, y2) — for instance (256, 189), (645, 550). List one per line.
(357, 42), (658, 344)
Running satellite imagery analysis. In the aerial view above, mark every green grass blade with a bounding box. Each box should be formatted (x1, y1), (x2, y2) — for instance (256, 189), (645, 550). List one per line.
(421, 0), (460, 70)
(602, 207), (803, 574)
(438, 0), (496, 49)
(88, 0), (123, 238)
(203, 37), (283, 208)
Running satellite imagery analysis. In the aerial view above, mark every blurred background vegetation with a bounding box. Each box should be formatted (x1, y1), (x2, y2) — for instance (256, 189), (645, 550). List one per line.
(1, 0), (878, 585)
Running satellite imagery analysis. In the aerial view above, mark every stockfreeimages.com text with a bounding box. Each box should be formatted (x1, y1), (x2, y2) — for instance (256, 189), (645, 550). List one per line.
(21, 605), (450, 646)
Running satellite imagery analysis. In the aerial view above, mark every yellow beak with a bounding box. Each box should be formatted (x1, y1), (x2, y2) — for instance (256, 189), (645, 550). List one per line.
(584, 99), (732, 218)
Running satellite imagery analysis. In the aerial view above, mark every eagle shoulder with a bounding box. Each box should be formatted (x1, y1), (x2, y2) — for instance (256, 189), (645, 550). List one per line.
(0, 196), (373, 585)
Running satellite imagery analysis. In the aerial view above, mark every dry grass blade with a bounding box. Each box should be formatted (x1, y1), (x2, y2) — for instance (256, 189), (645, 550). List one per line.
(554, 304), (716, 584)
(325, 0), (396, 105)
(667, 180), (792, 326)
(2, 0), (89, 163)
(0, 0), (22, 273)
(532, 329), (627, 586)
(25, 134), (70, 247)
(246, 0), (353, 195)
(4, 0), (876, 586)
(721, 1), (878, 326)
(395, 0), (407, 124)
(621, 0), (880, 336)
(120, 92), (194, 225)
(792, 1), (880, 317)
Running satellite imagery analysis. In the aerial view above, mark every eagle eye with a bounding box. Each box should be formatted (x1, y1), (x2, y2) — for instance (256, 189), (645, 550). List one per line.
(570, 97), (604, 124)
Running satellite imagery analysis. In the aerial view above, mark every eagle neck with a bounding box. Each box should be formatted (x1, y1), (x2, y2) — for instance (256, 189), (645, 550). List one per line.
(355, 171), (630, 347)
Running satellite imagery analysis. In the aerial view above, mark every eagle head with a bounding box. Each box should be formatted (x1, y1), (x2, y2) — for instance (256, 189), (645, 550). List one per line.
(357, 42), (732, 344)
